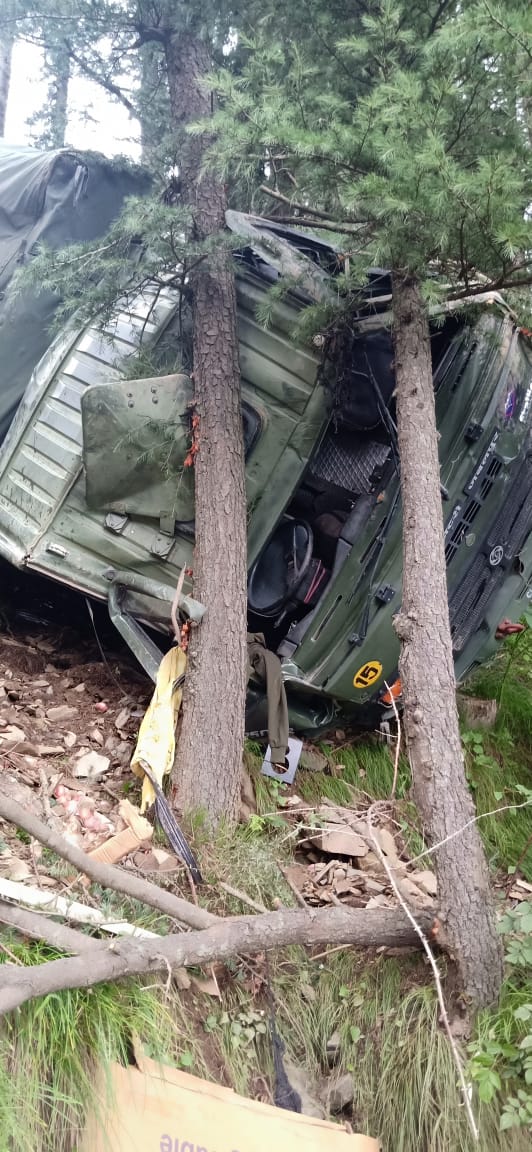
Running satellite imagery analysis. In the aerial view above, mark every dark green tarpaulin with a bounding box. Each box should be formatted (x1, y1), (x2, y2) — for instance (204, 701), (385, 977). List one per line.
(0, 143), (150, 443)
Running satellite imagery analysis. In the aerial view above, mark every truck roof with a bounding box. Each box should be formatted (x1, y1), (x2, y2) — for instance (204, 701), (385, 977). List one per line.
(0, 142), (150, 444)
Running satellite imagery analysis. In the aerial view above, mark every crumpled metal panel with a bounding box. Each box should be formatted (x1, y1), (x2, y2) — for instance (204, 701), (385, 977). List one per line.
(0, 143), (151, 445)
(81, 373), (194, 521)
(0, 283), (177, 563)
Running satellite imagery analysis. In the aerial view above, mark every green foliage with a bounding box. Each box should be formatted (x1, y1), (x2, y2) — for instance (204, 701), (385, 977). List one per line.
(208, 1008), (268, 1052)
(271, 950), (525, 1150)
(499, 903), (532, 969)
(469, 903), (532, 1133)
(471, 628), (532, 745)
(15, 174), (243, 354)
(15, 195), (191, 330)
(206, 0), (532, 311)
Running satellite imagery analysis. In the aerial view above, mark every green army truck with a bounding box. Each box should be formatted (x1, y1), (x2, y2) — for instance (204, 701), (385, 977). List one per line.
(0, 145), (530, 734)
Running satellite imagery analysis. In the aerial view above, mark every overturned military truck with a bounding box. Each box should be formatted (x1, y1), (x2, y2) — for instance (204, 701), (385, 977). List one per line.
(0, 144), (530, 735)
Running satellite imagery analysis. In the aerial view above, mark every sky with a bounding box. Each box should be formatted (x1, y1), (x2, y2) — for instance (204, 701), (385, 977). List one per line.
(4, 40), (141, 159)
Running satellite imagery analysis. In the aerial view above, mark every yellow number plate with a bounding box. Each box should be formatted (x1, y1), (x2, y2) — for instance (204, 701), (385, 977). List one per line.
(353, 660), (383, 689)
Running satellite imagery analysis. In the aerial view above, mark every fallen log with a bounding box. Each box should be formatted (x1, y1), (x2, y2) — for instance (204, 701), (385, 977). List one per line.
(0, 794), (216, 931)
(0, 904), (436, 1015)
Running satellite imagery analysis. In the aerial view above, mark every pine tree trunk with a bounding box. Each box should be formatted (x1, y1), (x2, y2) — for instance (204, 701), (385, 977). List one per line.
(392, 273), (503, 1009)
(165, 32), (248, 826)
(138, 44), (166, 166)
(0, 34), (13, 136)
(45, 46), (70, 149)
(29, 42), (70, 149)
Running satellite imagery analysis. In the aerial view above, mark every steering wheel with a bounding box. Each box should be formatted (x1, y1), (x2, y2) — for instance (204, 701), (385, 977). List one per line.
(248, 519), (314, 616)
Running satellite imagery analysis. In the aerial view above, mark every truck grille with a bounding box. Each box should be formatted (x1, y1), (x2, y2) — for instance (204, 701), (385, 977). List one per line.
(487, 457), (532, 554)
(449, 557), (500, 653)
(449, 453), (532, 652)
(444, 457), (503, 564)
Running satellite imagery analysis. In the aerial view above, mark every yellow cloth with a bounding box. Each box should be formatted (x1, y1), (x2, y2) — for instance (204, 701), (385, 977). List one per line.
(130, 646), (186, 813)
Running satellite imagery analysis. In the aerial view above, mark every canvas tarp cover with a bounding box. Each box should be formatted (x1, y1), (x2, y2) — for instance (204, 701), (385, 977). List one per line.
(0, 143), (150, 443)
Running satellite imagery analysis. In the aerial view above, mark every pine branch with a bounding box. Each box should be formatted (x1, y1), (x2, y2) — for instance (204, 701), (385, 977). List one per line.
(480, 0), (532, 63)
(428, 0), (455, 36)
(448, 270), (532, 300)
(259, 184), (336, 220)
(259, 187), (368, 235)
(263, 214), (368, 236)
(65, 41), (137, 117)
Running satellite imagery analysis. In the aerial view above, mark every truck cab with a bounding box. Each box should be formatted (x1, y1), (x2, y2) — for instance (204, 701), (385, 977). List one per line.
(0, 155), (530, 733)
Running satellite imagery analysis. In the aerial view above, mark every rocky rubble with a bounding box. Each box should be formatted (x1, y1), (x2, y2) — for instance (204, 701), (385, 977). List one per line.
(281, 798), (437, 914)
(0, 626), (182, 882)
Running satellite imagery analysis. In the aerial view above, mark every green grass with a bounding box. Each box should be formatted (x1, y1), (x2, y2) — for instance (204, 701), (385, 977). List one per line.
(184, 946), (530, 1151)
(0, 937), (184, 1152)
(464, 733), (532, 880)
(461, 629), (532, 880)
(469, 630), (532, 745)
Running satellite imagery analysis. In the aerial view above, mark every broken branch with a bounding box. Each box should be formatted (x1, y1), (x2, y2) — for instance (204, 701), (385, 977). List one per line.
(0, 900), (102, 955)
(0, 878), (160, 941)
(219, 883), (268, 914)
(0, 794), (217, 932)
(263, 214), (366, 236)
(259, 186), (365, 231)
(0, 904), (435, 1015)
(259, 184), (334, 217)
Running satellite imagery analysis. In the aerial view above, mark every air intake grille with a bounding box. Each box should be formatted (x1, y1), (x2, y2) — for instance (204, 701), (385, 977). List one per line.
(310, 433), (390, 496)
(449, 557), (499, 653)
(487, 456), (532, 554)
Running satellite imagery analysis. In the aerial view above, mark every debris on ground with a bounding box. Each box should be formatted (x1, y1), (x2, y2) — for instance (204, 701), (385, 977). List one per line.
(88, 799), (153, 865)
(326, 1072), (356, 1114)
(457, 694), (498, 729)
(0, 607), (153, 882)
(272, 797), (438, 913)
(0, 599), (437, 915)
(299, 747), (330, 774)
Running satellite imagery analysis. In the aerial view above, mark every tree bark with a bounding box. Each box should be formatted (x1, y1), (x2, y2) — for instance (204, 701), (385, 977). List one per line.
(0, 32), (13, 136)
(0, 903), (435, 1016)
(392, 272), (503, 1009)
(138, 42), (167, 166)
(165, 30), (248, 826)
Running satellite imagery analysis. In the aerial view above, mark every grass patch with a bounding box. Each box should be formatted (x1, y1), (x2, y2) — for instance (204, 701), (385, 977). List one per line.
(468, 630), (532, 745)
(0, 938), (183, 1152)
(464, 732), (532, 880)
(184, 945), (530, 1151)
(201, 818), (298, 913)
(461, 629), (532, 880)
